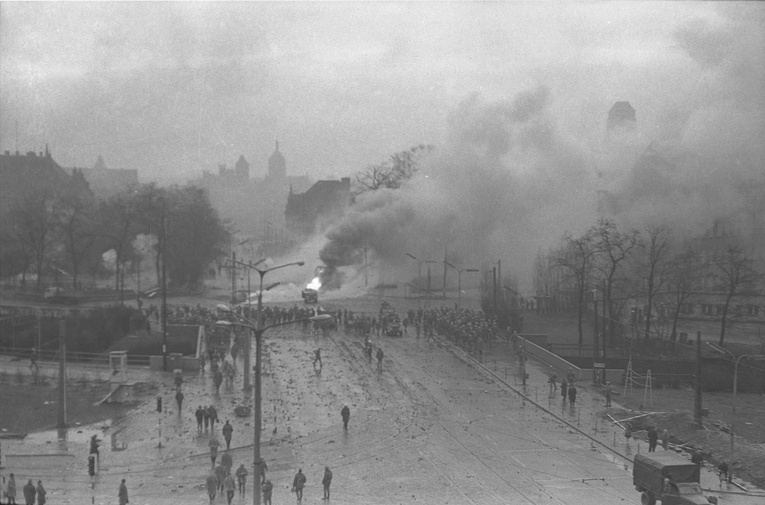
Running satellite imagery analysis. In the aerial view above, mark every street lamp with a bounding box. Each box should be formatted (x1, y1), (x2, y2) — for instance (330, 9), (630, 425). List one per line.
(444, 262), (479, 308)
(706, 343), (765, 457)
(223, 258), (265, 391)
(405, 253), (436, 296)
(216, 260), (306, 505)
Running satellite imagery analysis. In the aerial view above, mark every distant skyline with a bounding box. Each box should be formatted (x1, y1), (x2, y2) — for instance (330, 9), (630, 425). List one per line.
(3, 2), (760, 184)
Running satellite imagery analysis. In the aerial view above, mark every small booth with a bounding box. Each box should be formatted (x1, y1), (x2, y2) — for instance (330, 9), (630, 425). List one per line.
(106, 351), (132, 403)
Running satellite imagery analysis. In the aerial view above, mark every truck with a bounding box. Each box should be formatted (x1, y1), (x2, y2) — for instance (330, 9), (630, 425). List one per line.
(633, 452), (717, 505)
(301, 288), (318, 304)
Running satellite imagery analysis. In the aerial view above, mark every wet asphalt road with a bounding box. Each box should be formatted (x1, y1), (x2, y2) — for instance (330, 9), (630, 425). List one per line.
(2, 297), (761, 505)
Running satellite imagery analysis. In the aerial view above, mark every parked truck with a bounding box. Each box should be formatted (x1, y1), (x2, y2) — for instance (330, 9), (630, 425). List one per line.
(633, 452), (717, 505)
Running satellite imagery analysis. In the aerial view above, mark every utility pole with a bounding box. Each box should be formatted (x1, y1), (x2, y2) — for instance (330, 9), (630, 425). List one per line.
(363, 245), (368, 287)
(162, 209), (168, 372)
(694, 331), (703, 428)
(443, 248), (447, 299)
(57, 320), (67, 428)
(602, 278), (607, 384)
(593, 289), (599, 384)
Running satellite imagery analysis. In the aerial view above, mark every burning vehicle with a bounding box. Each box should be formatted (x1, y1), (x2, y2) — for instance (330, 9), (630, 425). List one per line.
(303, 269), (322, 304)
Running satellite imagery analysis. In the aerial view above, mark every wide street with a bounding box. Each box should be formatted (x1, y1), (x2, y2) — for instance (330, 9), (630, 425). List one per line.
(2, 296), (761, 505)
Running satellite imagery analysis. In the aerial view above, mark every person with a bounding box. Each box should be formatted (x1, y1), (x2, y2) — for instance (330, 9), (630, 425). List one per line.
(224, 473), (236, 505)
(376, 347), (384, 372)
(221, 450), (233, 475)
(206, 472), (218, 505)
(203, 405), (211, 431)
(214, 369), (223, 393)
(341, 405), (350, 431)
(196, 406), (204, 431)
(548, 373), (557, 394)
(647, 426), (658, 452)
(664, 474), (678, 494)
(365, 340), (373, 362)
(23, 479), (36, 505)
(215, 464), (227, 493)
(118, 479), (129, 505)
(259, 460), (268, 484)
(207, 405), (219, 431)
(262, 479), (273, 505)
(222, 420), (233, 449)
(174, 371), (183, 391)
(624, 422), (633, 442)
(661, 429), (669, 451)
(175, 390), (184, 412)
(561, 379), (568, 403)
(292, 468), (307, 502)
(322, 466), (333, 500)
(209, 436), (220, 468)
(313, 348), (322, 369)
(718, 460), (730, 484)
(235, 463), (248, 497)
(6, 473), (16, 504)
(29, 347), (39, 372)
(568, 384), (577, 408)
(35, 480), (46, 505)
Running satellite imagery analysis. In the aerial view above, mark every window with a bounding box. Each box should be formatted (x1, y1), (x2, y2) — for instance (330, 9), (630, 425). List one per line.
(701, 304), (713, 316)
(715, 304), (724, 316)
(680, 304), (694, 315)
(747, 305), (760, 316)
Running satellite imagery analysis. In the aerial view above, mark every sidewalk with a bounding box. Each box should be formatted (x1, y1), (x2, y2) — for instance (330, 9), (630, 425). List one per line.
(444, 336), (765, 500)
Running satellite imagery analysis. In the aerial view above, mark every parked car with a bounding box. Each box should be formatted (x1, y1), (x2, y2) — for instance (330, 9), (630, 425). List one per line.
(633, 452), (717, 505)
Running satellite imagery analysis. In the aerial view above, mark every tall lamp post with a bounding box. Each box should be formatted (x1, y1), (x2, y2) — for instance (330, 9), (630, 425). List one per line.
(223, 257), (265, 391)
(706, 343), (765, 457)
(405, 253), (436, 296)
(216, 260), (311, 505)
(444, 262), (479, 308)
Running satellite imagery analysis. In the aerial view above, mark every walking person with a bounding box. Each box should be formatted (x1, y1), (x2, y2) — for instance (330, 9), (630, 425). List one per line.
(548, 373), (557, 394)
(29, 347), (39, 372)
(224, 473), (236, 505)
(23, 479), (36, 505)
(322, 466), (333, 500)
(209, 435), (220, 469)
(35, 480), (46, 505)
(174, 371), (183, 391)
(221, 450), (233, 475)
(235, 463), (248, 498)
(262, 479), (273, 505)
(175, 390), (184, 412)
(118, 479), (129, 505)
(222, 420), (233, 449)
(214, 369), (223, 393)
(215, 464), (227, 493)
(561, 379), (568, 403)
(341, 405), (350, 431)
(568, 384), (577, 408)
(6, 473), (16, 504)
(313, 348), (322, 370)
(647, 426), (658, 452)
(292, 468), (307, 503)
(209, 405), (219, 431)
(196, 406), (204, 431)
(661, 429), (669, 451)
(206, 472), (218, 505)
(376, 347), (384, 372)
(203, 405), (211, 431)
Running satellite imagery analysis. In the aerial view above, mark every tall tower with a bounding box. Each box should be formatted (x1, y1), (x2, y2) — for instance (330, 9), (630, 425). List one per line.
(235, 154), (250, 180)
(267, 140), (286, 180)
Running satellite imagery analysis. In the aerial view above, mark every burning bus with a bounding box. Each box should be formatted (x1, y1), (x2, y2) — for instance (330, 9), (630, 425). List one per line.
(302, 271), (321, 304)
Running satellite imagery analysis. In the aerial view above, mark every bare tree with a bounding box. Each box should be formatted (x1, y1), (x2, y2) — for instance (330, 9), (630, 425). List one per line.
(57, 193), (98, 289)
(712, 246), (761, 346)
(10, 191), (58, 290)
(637, 225), (673, 342)
(593, 219), (640, 344)
(354, 145), (433, 194)
(555, 229), (600, 346)
(665, 250), (701, 348)
(100, 192), (141, 299)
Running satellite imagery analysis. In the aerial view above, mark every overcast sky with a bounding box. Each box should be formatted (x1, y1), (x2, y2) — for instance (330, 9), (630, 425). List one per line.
(1, 2), (762, 183)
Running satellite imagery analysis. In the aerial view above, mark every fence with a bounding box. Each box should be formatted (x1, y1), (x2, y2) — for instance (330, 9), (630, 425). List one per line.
(0, 345), (152, 367)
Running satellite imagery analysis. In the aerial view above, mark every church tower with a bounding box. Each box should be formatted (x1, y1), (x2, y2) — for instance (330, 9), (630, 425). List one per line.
(267, 140), (287, 180)
(235, 154), (250, 180)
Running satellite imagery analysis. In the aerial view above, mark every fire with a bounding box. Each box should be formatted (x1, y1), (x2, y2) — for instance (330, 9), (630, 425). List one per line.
(306, 277), (321, 291)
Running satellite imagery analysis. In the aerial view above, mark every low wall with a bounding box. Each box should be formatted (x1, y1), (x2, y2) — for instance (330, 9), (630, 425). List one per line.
(523, 339), (584, 382)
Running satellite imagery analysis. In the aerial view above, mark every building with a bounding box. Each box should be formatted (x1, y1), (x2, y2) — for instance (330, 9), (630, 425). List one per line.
(0, 146), (92, 213)
(195, 140), (312, 248)
(65, 155), (140, 199)
(285, 177), (352, 236)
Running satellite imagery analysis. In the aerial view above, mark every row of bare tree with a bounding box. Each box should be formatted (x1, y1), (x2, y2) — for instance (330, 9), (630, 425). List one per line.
(534, 219), (762, 347)
(1, 183), (228, 293)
